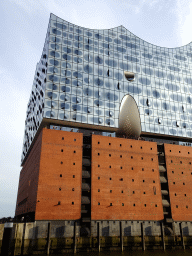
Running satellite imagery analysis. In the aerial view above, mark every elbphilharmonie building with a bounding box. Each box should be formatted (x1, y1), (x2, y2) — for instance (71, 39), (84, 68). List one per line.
(15, 13), (192, 240)
(22, 13), (192, 163)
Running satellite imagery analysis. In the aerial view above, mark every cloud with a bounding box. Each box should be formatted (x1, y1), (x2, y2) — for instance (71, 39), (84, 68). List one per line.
(9, 0), (118, 29)
(0, 70), (29, 139)
(172, 0), (192, 46)
(180, 2), (192, 45)
(118, 0), (161, 15)
(0, 67), (29, 218)
(10, 0), (49, 14)
(149, 0), (160, 7)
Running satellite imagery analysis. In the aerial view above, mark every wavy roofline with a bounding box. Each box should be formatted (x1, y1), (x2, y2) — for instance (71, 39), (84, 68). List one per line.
(50, 13), (192, 50)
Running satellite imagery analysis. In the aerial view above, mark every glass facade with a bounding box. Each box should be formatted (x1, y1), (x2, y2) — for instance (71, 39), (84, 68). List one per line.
(21, 13), (192, 163)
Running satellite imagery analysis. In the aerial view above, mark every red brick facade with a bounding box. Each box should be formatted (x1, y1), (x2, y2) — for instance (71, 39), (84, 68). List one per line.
(91, 135), (164, 220)
(35, 129), (83, 220)
(16, 130), (192, 222)
(15, 131), (43, 217)
(164, 144), (192, 221)
(15, 129), (83, 220)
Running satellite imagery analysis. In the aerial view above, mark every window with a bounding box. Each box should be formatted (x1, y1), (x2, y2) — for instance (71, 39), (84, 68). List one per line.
(131, 156), (133, 159)
(153, 180), (155, 183)
(72, 188), (75, 191)
(98, 202), (100, 205)
(144, 204), (146, 207)
(72, 202), (74, 205)
(133, 191), (135, 194)
(142, 168), (144, 171)
(98, 177), (100, 180)
(110, 190), (112, 193)
(176, 205), (178, 208)
(74, 150), (76, 153)
(122, 203), (124, 206)
(73, 175), (75, 178)
(120, 155), (122, 158)
(58, 201), (61, 205)
(133, 204), (135, 206)
(120, 144), (122, 147)
(172, 171), (174, 173)
(98, 141), (100, 144)
(120, 166), (123, 169)
(73, 162), (75, 165)
(121, 190), (123, 193)
(151, 158), (153, 161)
(152, 169), (154, 172)
(132, 179), (134, 182)
(109, 143), (111, 145)
(141, 157), (143, 160)
(130, 145), (132, 148)
(60, 174), (62, 177)
(109, 165), (111, 168)
(74, 139), (76, 141)
(59, 187), (61, 191)
(98, 164), (100, 167)
(109, 154), (111, 157)
(109, 177), (112, 180)
(98, 153), (100, 156)
(110, 203), (112, 206)
(61, 149), (63, 152)
(98, 189), (100, 192)
(143, 180), (145, 183)
(150, 148), (152, 150)
(62, 137), (64, 140)
(131, 167), (134, 170)
(153, 186), (156, 195)
(155, 204), (157, 207)
(61, 161), (63, 164)
(140, 146), (142, 149)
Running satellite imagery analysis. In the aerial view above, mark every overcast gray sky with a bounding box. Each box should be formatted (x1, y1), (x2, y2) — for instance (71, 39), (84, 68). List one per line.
(0, 0), (192, 218)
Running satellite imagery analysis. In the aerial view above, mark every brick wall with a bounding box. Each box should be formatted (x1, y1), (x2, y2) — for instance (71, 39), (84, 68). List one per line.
(91, 135), (164, 220)
(15, 129), (83, 220)
(35, 129), (83, 220)
(15, 131), (43, 216)
(164, 144), (192, 221)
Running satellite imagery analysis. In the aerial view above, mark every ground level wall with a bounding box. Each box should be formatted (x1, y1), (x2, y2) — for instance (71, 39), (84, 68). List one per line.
(1, 221), (192, 255)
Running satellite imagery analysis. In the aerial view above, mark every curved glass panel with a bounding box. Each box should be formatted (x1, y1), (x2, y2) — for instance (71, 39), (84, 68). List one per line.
(21, 13), (192, 163)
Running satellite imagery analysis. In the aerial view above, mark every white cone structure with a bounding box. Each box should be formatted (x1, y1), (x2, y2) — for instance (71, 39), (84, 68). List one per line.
(117, 94), (141, 138)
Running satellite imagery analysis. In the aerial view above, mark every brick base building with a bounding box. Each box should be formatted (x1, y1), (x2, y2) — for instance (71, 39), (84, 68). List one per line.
(15, 127), (192, 236)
